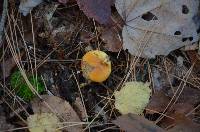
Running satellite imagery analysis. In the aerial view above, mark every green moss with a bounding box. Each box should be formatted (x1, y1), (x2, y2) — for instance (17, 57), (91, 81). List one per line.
(10, 71), (45, 101)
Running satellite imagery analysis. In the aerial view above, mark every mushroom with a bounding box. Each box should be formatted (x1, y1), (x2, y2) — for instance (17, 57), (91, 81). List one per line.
(81, 50), (111, 82)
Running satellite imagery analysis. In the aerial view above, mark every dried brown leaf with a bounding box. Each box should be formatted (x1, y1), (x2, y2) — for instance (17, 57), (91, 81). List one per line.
(158, 104), (194, 129)
(168, 86), (200, 105)
(101, 28), (122, 52)
(173, 103), (194, 115)
(76, 0), (113, 24)
(146, 91), (170, 114)
(168, 113), (200, 132)
(113, 113), (164, 132)
(31, 95), (82, 132)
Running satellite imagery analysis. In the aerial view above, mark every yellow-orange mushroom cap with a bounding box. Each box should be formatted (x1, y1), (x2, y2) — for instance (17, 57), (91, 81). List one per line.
(81, 50), (111, 82)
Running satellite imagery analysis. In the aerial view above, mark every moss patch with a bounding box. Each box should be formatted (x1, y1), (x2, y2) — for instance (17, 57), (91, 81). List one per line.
(10, 71), (45, 101)
(114, 81), (151, 115)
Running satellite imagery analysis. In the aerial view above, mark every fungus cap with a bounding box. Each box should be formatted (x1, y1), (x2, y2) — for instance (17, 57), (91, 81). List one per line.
(81, 50), (111, 82)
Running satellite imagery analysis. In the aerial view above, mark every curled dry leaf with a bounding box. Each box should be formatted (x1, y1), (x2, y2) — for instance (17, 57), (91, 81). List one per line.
(115, 0), (200, 58)
(76, 0), (113, 24)
(113, 113), (164, 132)
(101, 28), (122, 52)
(31, 95), (82, 132)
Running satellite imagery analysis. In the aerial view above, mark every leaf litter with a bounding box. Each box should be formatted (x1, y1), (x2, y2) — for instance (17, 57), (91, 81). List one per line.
(31, 95), (82, 132)
(115, 0), (200, 58)
(113, 113), (165, 132)
(76, 0), (113, 24)
(100, 27), (122, 52)
(1, 0), (200, 131)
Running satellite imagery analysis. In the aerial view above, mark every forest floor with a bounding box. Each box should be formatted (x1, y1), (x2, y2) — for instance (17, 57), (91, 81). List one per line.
(1, 0), (200, 132)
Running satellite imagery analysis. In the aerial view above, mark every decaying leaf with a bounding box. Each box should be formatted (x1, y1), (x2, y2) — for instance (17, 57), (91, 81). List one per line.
(27, 113), (61, 132)
(115, 0), (200, 58)
(113, 113), (164, 132)
(146, 91), (170, 114)
(168, 86), (200, 105)
(173, 103), (194, 115)
(31, 95), (82, 132)
(76, 0), (113, 24)
(114, 81), (151, 115)
(168, 113), (200, 132)
(19, 0), (43, 16)
(101, 28), (122, 52)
